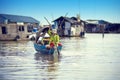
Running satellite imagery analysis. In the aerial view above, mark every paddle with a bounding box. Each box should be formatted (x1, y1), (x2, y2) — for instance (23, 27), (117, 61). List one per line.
(53, 45), (60, 56)
(56, 45), (60, 55)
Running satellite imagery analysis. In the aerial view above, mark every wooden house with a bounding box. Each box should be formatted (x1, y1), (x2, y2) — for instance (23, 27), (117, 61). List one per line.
(85, 20), (110, 33)
(105, 23), (120, 33)
(0, 14), (39, 40)
(53, 16), (85, 37)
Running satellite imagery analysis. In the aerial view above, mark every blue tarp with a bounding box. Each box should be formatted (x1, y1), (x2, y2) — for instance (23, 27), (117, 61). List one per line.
(32, 28), (38, 32)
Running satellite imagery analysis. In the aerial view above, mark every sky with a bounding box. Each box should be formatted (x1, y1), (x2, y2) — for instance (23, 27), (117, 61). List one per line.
(0, 0), (120, 25)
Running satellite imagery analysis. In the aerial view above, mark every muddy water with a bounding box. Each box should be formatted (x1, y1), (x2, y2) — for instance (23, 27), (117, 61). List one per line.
(0, 34), (120, 80)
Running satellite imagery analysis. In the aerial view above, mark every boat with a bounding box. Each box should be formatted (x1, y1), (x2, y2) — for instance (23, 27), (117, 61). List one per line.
(33, 27), (62, 54)
(34, 43), (62, 54)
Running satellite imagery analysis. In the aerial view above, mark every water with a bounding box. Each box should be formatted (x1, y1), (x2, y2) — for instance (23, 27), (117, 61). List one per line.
(0, 34), (120, 80)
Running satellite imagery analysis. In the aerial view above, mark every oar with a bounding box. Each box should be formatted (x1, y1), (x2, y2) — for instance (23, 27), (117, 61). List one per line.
(53, 46), (60, 56)
(55, 46), (60, 55)
(54, 45), (60, 55)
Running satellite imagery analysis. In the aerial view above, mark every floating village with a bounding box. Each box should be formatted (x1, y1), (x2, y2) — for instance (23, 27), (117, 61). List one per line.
(1, 0), (120, 79)
(0, 14), (120, 80)
(0, 13), (120, 54)
(0, 14), (120, 41)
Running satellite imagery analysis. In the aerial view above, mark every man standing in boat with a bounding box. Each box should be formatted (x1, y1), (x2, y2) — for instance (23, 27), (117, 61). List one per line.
(48, 29), (60, 48)
(47, 28), (62, 55)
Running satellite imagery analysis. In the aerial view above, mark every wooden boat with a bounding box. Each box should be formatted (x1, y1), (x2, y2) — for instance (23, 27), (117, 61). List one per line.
(34, 43), (62, 54)
(33, 27), (62, 54)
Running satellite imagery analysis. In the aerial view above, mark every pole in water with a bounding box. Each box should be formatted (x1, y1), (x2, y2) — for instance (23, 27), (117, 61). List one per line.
(102, 24), (105, 38)
(102, 32), (104, 38)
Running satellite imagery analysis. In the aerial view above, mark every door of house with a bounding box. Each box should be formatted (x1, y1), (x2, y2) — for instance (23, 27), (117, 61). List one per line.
(68, 30), (71, 36)
(1, 26), (7, 34)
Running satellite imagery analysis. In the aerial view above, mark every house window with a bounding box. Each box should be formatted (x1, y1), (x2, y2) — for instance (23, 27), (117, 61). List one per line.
(19, 26), (24, 31)
(27, 26), (33, 32)
(1, 26), (7, 34)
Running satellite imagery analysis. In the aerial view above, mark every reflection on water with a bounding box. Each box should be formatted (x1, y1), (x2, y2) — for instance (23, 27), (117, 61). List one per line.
(0, 40), (61, 80)
(0, 34), (120, 80)
(34, 52), (60, 72)
(0, 54), (60, 80)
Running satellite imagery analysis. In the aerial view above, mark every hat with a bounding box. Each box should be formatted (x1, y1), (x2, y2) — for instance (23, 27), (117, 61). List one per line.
(44, 33), (50, 37)
(52, 29), (57, 33)
(40, 32), (43, 35)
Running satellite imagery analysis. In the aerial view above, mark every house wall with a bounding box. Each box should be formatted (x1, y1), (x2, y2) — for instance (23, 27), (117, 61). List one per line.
(71, 26), (75, 36)
(75, 25), (81, 36)
(63, 22), (85, 36)
(17, 24), (27, 40)
(85, 24), (97, 33)
(64, 22), (71, 36)
(17, 23), (38, 40)
(0, 23), (37, 40)
(54, 21), (58, 29)
(0, 24), (17, 40)
(73, 23), (85, 36)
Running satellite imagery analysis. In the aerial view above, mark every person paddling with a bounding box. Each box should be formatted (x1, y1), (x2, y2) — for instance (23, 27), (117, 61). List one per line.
(48, 29), (60, 47)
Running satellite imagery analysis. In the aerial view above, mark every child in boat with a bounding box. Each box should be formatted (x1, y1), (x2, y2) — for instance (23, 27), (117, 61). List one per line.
(36, 32), (44, 44)
(42, 33), (50, 45)
(37, 32), (50, 45)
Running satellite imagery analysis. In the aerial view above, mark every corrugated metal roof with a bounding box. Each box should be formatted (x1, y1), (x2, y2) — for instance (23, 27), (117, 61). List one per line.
(0, 14), (39, 23)
(86, 20), (110, 24)
(64, 17), (76, 23)
(54, 16), (76, 23)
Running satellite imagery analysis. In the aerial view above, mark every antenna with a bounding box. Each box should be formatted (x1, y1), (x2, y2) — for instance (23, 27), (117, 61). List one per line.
(78, 0), (81, 17)
(65, 12), (68, 17)
(77, 14), (81, 22)
(51, 13), (54, 21)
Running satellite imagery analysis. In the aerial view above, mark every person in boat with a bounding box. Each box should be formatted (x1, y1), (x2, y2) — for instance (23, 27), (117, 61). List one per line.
(36, 27), (61, 49)
(37, 33), (50, 45)
(42, 32), (50, 45)
(49, 29), (60, 46)
(45, 29), (61, 49)
(36, 29), (49, 44)
(36, 32), (44, 44)
(36, 28), (44, 43)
